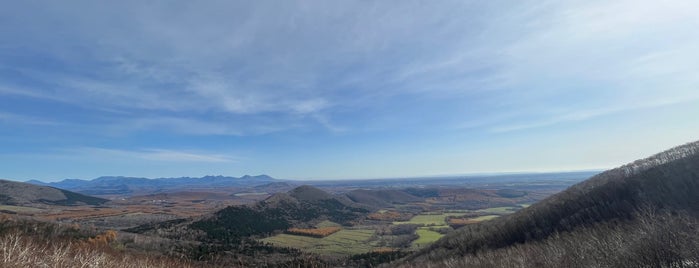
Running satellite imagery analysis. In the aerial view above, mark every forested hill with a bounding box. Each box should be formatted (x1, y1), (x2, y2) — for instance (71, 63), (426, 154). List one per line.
(402, 140), (699, 267)
(127, 185), (369, 243)
(0, 179), (107, 206)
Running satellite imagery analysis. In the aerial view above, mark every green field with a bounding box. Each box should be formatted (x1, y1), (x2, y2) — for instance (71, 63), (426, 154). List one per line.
(412, 229), (443, 249)
(393, 212), (465, 226)
(260, 228), (376, 255)
(262, 211), (503, 254)
(469, 215), (499, 221)
(475, 206), (519, 214)
(315, 220), (342, 228)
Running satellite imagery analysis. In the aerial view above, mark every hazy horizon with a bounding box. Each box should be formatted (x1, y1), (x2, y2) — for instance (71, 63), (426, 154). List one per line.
(1, 1), (698, 181)
(4, 169), (604, 183)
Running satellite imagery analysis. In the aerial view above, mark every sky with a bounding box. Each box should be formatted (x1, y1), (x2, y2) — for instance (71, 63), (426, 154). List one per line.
(1, 0), (698, 182)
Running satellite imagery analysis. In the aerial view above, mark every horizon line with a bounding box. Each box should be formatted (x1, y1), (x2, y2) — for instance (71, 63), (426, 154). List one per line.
(6, 169), (606, 183)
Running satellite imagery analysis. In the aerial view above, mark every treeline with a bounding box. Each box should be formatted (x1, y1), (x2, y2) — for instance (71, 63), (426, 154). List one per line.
(367, 211), (412, 221)
(370, 224), (420, 249)
(286, 227), (341, 238)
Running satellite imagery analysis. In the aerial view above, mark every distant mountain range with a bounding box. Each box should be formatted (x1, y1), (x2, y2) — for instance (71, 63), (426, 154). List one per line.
(23, 172), (595, 197)
(26, 175), (278, 195)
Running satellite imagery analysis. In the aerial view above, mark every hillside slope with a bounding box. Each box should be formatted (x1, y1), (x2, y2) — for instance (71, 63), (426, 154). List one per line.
(0, 179), (108, 206)
(346, 189), (422, 208)
(402, 140), (699, 267)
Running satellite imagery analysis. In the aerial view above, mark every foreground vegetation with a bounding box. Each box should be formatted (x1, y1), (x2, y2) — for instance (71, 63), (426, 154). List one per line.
(0, 233), (193, 268)
(0, 216), (192, 268)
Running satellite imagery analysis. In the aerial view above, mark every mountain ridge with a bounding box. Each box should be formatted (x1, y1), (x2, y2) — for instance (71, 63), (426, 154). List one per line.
(25, 174), (280, 195)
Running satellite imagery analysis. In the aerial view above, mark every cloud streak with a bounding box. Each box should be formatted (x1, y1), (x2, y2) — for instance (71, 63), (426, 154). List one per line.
(3, 0), (695, 135)
(490, 96), (699, 133)
(71, 147), (237, 163)
(0, 111), (64, 126)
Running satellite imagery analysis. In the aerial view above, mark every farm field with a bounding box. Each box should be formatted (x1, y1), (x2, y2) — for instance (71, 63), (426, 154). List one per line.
(261, 211), (506, 255)
(0, 205), (45, 213)
(388, 211), (505, 249)
(315, 220), (342, 228)
(471, 215), (499, 221)
(393, 212), (467, 226)
(412, 228), (443, 249)
(476, 206), (520, 214)
(261, 228), (376, 255)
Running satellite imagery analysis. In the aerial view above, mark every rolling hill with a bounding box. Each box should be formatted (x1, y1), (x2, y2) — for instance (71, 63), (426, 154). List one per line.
(0, 179), (108, 206)
(346, 189), (422, 208)
(127, 185), (369, 241)
(400, 140), (699, 267)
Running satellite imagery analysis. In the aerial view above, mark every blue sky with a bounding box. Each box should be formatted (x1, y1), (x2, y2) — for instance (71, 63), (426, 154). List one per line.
(1, 1), (698, 181)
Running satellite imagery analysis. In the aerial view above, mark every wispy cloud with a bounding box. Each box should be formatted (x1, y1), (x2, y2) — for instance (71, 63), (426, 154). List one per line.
(71, 147), (237, 163)
(497, 0), (699, 94)
(0, 85), (69, 103)
(185, 75), (331, 115)
(0, 111), (64, 126)
(490, 97), (699, 133)
(0, 1), (503, 135)
(112, 116), (288, 136)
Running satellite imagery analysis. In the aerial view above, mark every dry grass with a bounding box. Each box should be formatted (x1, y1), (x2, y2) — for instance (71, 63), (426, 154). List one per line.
(0, 233), (193, 268)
